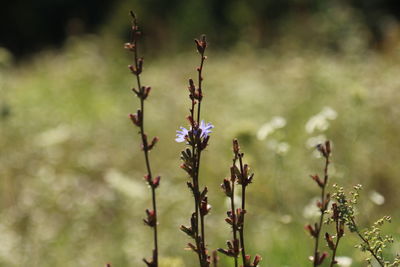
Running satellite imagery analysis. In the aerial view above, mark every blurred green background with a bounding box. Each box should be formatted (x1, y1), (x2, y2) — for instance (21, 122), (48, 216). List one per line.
(1, 0), (400, 266)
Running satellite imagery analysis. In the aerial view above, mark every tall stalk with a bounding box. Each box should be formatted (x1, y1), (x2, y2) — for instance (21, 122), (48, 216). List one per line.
(178, 35), (212, 267)
(125, 11), (160, 267)
(219, 139), (261, 267)
(305, 141), (332, 266)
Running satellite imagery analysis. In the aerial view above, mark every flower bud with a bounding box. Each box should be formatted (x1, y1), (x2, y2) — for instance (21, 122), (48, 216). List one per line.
(152, 176), (161, 188)
(180, 225), (194, 238)
(325, 140), (331, 156)
(317, 252), (328, 265)
(129, 113), (141, 127)
(142, 86), (151, 100)
(310, 174), (324, 188)
(124, 42), (135, 51)
(325, 232), (335, 250)
(305, 224), (317, 237)
(221, 178), (232, 197)
(143, 209), (156, 227)
(200, 197), (211, 216)
(233, 139), (240, 155)
(253, 255), (262, 266)
(147, 136), (159, 150)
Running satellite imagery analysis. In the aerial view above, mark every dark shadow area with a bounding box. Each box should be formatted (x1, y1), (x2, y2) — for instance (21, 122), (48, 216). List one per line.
(0, 0), (118, 57)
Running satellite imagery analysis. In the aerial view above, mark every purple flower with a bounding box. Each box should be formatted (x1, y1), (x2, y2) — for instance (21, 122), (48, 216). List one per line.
(175, 120), (214, 143)
(199, 120), (214, 138)
(175, 127), (189, 143)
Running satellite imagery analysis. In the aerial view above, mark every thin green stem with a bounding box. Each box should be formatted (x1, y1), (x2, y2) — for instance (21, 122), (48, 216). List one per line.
(351, 218), (385, 267)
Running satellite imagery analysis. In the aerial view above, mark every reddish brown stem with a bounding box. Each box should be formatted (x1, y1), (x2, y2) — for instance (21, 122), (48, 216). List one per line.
(128, 12), (158, 266)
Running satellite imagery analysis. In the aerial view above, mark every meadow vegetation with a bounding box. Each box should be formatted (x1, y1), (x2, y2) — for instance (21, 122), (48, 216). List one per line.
(1, 24), (400, 266)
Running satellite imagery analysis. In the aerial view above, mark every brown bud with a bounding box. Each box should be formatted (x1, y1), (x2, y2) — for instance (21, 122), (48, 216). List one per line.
(128, 64), (137, 74)
(180, 225), (194, 238)
(200, 187), (208, 201)
(142, 86), (151, 100)
(148, 136), (159, 150)
(143, 257), (154, 267)
(132, 87), (140, 97)
(236, 208), (246, 227)
(225, 216), (233, 225)
(246, 173), (254, 185)
(187, 243), (197, 253)
(180, 163), (192, 175)
(233, 139), (240, 155)
(152, 176), (161, 188)
(200, 197), (211, 216)
(221, 178), (232, 197)
(186, 115), (195, 127)
(317, 252), (328, 265)
(137, 58), (143, 74)
(194, 35), (207, 54)
(194, 39), (204, 54)
(129, 113), (141, 127)
(316, 143), (328, 158)
(325, 232), (335, 250)
(212, 250), (219, 266)
(305, 224), (317, 237)
(244, 255), (251, 266)
(310, 174), (324, 188)
(188, 79), (196, 95)
(124, 42), (136, 51)
(144, 174), (151, 184)
(253, 255), (262, 266)
(129, 10), (136, 21)
(325, 140), (331, 156)
(144, 209), (156, 227)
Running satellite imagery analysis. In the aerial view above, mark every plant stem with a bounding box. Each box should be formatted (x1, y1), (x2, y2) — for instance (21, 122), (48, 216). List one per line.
(188, 37), (208, 267)
(196, 52), (205, 124)
(238, 155), (247, 265)
(329, 235), (341, 267)
(351, 218), (385, 267)
(130, 13), (158, 266)
(313, 156), (329, 267)
(230, 160), (239, 267)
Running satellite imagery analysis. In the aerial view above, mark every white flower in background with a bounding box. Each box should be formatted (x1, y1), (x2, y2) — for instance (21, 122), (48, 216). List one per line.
(35, 124), (72, 147)
(369, 190), (385, 205)
(305, 106), (337, 134)
(321, 106), (338, 120)
(267, 140), (290, 155)
(336, 256), (352, 266)
(276, 142), (290, 155)
(105, 169), (146, 200)
(303, 197), (321, 219)
(257, 116), (286, 140)
(306, 135), (331, 158)
(306, 135), (327, 149)
(280, 214), (292, 224)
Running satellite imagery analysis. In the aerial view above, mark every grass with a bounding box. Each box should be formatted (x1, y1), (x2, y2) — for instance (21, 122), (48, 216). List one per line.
(0, 35), (400, 266)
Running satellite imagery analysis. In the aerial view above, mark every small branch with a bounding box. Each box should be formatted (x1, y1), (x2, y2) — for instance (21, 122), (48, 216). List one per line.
(351, 218), (385, 267)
